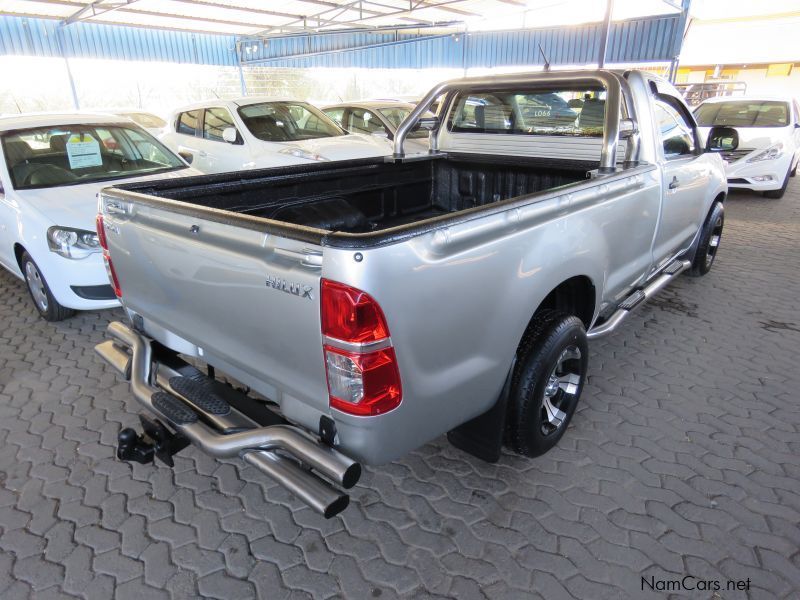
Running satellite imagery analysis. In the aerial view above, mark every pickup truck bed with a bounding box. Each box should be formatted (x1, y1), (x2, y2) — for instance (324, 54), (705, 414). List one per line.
(117, 154), (592, 235)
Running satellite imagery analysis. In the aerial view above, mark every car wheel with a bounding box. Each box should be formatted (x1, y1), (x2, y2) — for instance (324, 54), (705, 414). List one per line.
(790, 158), (797, 177)
(763, 167), (790, 199)
(21, 251), (76, 322)
(688, 201), (724, 277)
(507, 310), (588, 458)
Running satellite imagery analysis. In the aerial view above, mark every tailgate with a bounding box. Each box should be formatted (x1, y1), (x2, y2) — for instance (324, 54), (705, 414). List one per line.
(99, 190), (330, 412)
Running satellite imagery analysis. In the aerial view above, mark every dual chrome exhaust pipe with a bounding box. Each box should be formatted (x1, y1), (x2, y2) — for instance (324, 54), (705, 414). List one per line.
(95, 321), (360, 518)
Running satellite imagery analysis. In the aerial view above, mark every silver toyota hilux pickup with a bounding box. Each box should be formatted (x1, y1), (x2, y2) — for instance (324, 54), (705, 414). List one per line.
(95, 70), (736, 517)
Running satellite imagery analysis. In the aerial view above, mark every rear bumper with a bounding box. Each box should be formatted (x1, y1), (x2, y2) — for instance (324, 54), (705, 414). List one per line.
(95, 320), (361, 517)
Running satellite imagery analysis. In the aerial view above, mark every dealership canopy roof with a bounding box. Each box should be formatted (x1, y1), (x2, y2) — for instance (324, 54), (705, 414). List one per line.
(1, 0), (683, 37)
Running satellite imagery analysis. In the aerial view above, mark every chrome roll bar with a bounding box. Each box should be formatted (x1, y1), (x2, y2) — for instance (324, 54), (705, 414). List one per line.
(393, 70), (639, 172)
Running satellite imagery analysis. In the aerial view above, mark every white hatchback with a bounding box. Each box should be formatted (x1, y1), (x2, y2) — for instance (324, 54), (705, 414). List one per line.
(159, 97), (393, 175)
(0, 113), (198, 321)
(695, 96), (800, 198)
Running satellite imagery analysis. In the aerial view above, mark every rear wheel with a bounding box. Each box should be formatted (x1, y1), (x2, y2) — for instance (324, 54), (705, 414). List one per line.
(20, 251), (75, 322)
(507, 310), (588, 457)
(763, 167), (790, 199)
(688, 202), (724, 277)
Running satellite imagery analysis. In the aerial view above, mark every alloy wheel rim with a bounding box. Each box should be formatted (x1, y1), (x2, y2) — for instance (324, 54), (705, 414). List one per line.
(541, 345), (582, 436)
(25, 261), (48, 311)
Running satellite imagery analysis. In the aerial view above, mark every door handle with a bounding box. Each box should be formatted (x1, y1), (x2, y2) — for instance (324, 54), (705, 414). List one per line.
(199, 151), (208, 157)
(668, 176), (680, 190)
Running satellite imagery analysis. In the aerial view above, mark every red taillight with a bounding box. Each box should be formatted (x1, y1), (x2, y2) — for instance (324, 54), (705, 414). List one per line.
(97, 214), (122, 298)
(321, 279), (401, 416)
(321, 279), (389, 343)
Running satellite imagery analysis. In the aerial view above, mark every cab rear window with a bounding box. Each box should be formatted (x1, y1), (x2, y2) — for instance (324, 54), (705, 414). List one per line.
(447, 88), (607, 137)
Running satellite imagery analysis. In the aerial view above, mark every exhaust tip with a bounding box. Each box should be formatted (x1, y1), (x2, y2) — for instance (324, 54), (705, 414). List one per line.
(324, 494), (350, 519)
(341, 462), (362, 490)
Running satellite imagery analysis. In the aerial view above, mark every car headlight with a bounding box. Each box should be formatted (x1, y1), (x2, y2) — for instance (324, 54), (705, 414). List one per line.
(747, 142), (784, 163)
(47, 226), (101, 259)
(278, 147), (328, 162)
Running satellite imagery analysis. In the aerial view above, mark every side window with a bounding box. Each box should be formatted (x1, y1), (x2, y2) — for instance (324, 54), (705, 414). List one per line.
(654, 98), (696, 158)
(203, 107), (237, 142)
(177, 111), (200, 136)
(323, 108), (345, 127)
(347, 109), (385, 135)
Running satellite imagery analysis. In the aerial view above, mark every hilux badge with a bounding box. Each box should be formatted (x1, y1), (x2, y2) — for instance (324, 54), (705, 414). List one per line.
(266, 275), (313, 300)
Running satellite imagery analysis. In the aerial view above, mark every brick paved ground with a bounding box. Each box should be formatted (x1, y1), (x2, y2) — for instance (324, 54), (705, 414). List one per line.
(0, 184), (798, 600)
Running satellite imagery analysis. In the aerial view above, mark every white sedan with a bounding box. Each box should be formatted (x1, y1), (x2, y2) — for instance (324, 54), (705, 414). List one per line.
(695, 96), (800, 198)
(0, 113), (198, 321)
(159, 97), (393, 174)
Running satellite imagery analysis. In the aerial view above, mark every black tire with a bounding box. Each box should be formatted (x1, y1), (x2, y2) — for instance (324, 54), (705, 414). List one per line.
(507, 310), (588, 458)
(688, 202), (724, 277)
(763, 167), (790, 199)
(790, 159), (797, 177)
(20, 251), (76, 321)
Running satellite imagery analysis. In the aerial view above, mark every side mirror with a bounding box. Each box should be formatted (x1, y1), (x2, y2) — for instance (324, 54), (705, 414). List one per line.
(706, 126), (739, 153)
(177, 151), (194, 164)
(222, 127), (238, 144)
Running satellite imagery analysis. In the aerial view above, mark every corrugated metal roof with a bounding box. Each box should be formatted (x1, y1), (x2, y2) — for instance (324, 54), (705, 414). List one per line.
(0, 15), (238, 65)
(0, 12), (683, 69)
(240, 14), (683, 68)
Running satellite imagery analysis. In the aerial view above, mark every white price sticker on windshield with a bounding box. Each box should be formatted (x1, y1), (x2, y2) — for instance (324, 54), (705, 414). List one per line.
(66, 134), (102, 169)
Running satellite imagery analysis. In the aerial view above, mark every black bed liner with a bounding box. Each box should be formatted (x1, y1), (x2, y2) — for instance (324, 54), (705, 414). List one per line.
(108, 153), (618, 249)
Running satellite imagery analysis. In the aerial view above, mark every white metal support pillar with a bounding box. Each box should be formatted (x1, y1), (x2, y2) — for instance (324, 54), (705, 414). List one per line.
(597, 0), (613, 68)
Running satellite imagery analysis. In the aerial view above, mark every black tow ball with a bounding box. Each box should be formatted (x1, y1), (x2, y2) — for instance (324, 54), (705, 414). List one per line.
(117, 414), (190, 468)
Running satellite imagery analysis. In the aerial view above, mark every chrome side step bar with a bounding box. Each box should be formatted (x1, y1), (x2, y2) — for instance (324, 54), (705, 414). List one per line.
(587, 259), (691, 340)
(95, 321), (361, 518)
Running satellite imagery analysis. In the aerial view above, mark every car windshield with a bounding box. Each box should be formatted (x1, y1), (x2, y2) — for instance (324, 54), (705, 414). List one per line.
(120, 112), (167, 129)
(238, 101), (344, 142)
(694, 101), (789, 128)
(2, 123), (186, 190)
(378, 107), (435, 139)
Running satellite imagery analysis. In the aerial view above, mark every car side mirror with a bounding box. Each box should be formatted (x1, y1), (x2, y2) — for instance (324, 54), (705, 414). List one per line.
(222, 127), (238, 144)
(178, 151), (194, 164)
(706, 126), (739, 153)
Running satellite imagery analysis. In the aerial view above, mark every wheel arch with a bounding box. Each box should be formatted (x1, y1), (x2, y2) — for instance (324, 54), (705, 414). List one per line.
(530, 275), (597, 331)
(14, 242), (26, 269)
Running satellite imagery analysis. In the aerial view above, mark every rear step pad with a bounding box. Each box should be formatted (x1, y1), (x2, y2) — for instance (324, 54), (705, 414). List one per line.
(169, 376), (232, 416)
(618, 289), (646, 311)
(152, 392), (198, 425)
(663, 260), (684, 275)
